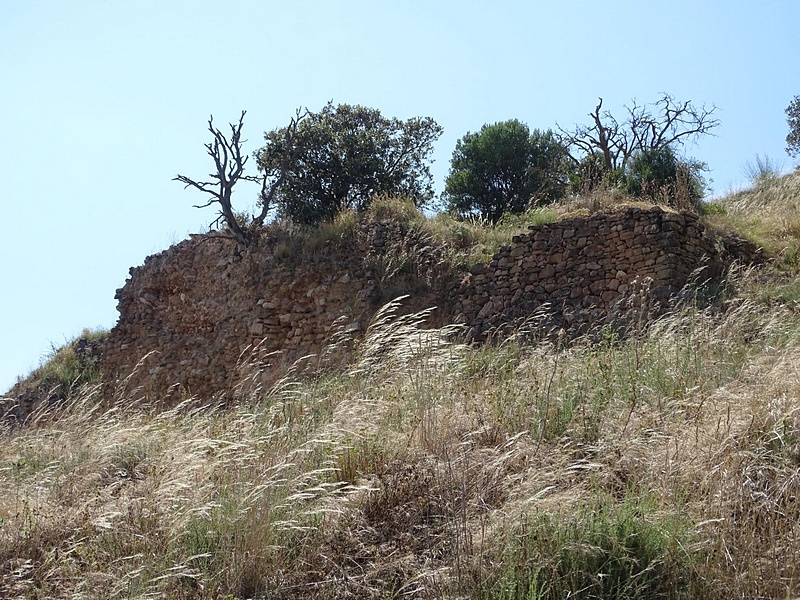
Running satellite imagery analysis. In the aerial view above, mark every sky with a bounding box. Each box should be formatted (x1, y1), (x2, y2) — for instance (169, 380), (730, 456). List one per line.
(1, 0), (799, 392)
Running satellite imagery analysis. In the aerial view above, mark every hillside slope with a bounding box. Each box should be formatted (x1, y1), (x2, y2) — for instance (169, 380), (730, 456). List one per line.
(2, 174), (800, 598)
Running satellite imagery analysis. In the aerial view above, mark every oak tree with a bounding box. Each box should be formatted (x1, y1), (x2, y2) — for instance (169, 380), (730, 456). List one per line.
(444, 120), (570, 223)
(255, 102), (442, 225)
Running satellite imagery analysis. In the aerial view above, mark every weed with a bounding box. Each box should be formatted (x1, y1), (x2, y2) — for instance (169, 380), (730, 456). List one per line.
(365, 194), (426, 226)
(742, 154), (784, 187)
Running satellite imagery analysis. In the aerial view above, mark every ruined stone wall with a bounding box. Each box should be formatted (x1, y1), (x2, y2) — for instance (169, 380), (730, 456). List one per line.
(100, 222), (450, 403)
(101, 207), (742, 404)
(455, 207), (729, 339)
(103, 236), (364, 402)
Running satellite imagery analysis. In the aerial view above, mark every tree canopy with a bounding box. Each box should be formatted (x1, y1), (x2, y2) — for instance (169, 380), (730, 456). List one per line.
(624, 145), (706, 206)
(443, 120), (570, 223)
(256, 102), (442, 225)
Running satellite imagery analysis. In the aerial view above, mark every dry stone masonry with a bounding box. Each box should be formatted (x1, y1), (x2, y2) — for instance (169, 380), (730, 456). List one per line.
(100, 219), (452, 405)
(455, 207), (734, 338)
(103, 234), (370, 403)
(100, 207), (750, 404)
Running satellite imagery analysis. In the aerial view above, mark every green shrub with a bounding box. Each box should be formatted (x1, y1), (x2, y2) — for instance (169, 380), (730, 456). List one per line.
(256, 102), (442, 225)
(624, 146), (706, 209)
(482, 494), (694, 599)
(444, 121), (570, 223)
(20, 329), (108, 399)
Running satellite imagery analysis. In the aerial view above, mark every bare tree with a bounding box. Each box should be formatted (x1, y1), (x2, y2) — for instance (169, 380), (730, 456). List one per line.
(175, 109), (306, 254)
(558, 94), (720, 174)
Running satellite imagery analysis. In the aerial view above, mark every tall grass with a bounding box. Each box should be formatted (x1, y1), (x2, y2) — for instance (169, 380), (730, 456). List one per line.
(6, 179), (800, 598)
(481, 492), (696, 599)
(4, 284), (800, 597)
(707, 169), (800, 270)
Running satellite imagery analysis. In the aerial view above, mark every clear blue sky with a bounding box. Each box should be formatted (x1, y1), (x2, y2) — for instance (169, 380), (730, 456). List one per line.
(1, 0), (798, 392)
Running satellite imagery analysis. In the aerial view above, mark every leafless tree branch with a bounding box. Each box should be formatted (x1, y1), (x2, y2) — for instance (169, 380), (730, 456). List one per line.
(558, 93), (719, 177)
(174, 111), (255, 255)
(251, 107), (309, 227)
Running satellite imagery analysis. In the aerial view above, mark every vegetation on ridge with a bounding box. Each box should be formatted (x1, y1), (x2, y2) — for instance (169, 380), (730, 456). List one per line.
(1, 329), (107, 423)
(178, 93), (719, 244)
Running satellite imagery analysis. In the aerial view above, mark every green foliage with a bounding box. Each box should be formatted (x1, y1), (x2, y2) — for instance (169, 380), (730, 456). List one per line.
(569, 146), (706, 211)
(21, 329), (108, 399)
(698, 201), (726, 216)
(756, 278), (800, 304)
(625, 146), (681, 197)
(787, 95), (800, 158)
(562, 95), (718, 205)
(624, 146), (706, 207)
(569, 152), (621, 194)
(256, 102), (442, 225)
(483, 494), (694, 599)
(498, 206), (558, 229)
(444, 120), (570, 223)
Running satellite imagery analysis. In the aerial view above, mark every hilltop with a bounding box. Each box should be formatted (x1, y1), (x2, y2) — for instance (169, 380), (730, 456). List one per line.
(2, 172), (800, 598)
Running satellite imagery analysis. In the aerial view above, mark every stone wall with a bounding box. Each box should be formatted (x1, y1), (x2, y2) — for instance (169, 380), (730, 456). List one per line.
(100, 207), (747, 404)
(100, 222), (451, 404)
(455, 206), (733, 339)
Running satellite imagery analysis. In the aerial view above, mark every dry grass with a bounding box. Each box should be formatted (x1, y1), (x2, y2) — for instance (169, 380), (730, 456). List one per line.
(4, 280), (800, 598)
(707, 168), (800, 269)
(554, 186), (675, 220)
(4, 178), (800, 598)
(264, 191), (682, 276)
